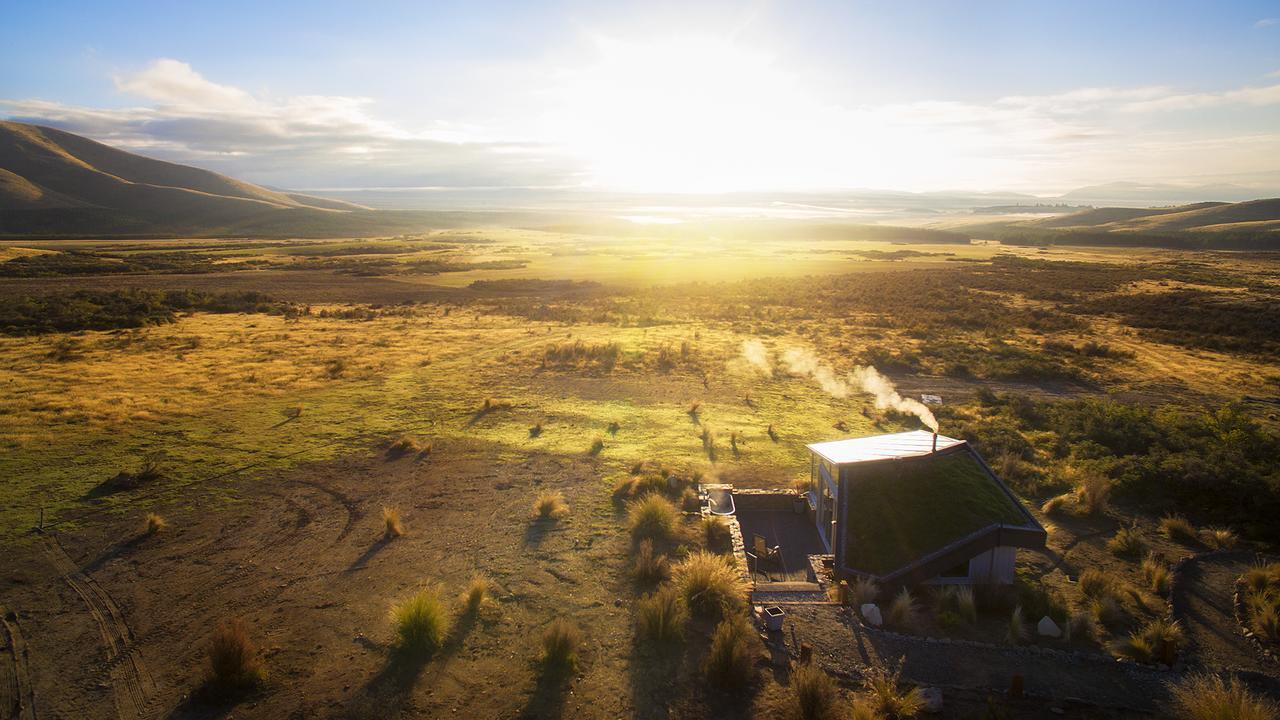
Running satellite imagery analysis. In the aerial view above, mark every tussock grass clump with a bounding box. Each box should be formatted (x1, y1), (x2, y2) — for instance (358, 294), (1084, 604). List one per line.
(1160, 514), (1199, 545)
(529, 422), (543, 438)
(937, 585), (977, 625)
(792, 662), (841, 720)
(886, 588), (919, 631)
(390, 587), (449, 655)
(1040, 493), (1069, 516)
(382, 506), (403, 539)
(632, 539), (670, 585)
(533, 491), (570, 521)
(850, 577), (880, 607)
(543, 340), (621, 370)
(1113, 618), (1184, 665)
(386, 435), (422, 458)
(1007, 605), (1030, 645)
(855, 664), (925, 719)
(1242, 562), (1280, 643)
(1075, 470), (1112, 515)
(144, 512), (167, 535)
(673, 551), (746, 619)
(1143, 554), (1172, 595)
(462, 575), (488, 615)
(627, 494), (678, 540)
(1200, 527), (1239, 550)
(704, 615), (754, 689)
(481, 397), (512, 412)
(207, 619), (265, 691)
(1168, 673), (1278, 720)
(589, 437), (605, 455)
(1107, 526), (1146, 558)
(607, 420), (620, 435)
(540, 619), (581, 670)
(767, 424), (778, 442)
(1079, 568), (1124, 600)
(636, 586), (687, 646)
(700, 516), (732, 553)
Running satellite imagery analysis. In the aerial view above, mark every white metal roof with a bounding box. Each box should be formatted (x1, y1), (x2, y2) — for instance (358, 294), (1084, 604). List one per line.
(807, 429), (963, 465)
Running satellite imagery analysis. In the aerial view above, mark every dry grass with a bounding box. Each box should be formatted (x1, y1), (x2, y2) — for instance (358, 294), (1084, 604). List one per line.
(937, 585), (977, 625)
(680, 487), (701, 512)
(1168, 674), (1278, 720)
(1113, 618), (1184, 665)
(1080, 568), (1124, 600)
(390, 587), (449, 655)
(855, 663), (925, 719)
(704, 615), (754, 689)
(533, 490), (570, 521)
(540, 618), (581, 670)
(1160, 514), (1199, 545)
(632, 539), (670, 585)
(886, 588), (918, 631)
(143, 511), (167, 535)
(635, 585), (687, 646)
(206, 618), (265, 691)
(1143, 554), (1172, 595)
(386, 435), (423, 458)
(1107, 526), (1146, 558)
(462, 575), (488, 615)
(1007, 605), (1030, 645)
(1200, 526), (1239, 550)
(792, 662), (841, 720)
(672, 551), (746, 619)
(627, 494), (678, 540)
(382, 506), (403, 539)
(589, 437), (605, 455)
(700, 515), (732, 553)
(850, 576), (880, 607)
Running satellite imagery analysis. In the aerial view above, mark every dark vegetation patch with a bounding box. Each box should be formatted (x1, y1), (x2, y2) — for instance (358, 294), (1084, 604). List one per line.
(0, 249), (265, 277)
(467, 278), (601, 294)
(1072, 289), (1280, 355)
(0, 289), (304, 335)
(944, 394), (1280, 540)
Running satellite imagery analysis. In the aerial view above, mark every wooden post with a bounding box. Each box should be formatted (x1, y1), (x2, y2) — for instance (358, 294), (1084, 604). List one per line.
(37, 507), (43, 533)
(1009, 673), (1024, 699)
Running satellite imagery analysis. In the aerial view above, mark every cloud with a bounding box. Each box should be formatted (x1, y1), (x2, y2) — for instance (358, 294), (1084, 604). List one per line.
(1119, 82), (1280, 113)
(3, 59), (579, 189)
(1255, 17), (1278, 28)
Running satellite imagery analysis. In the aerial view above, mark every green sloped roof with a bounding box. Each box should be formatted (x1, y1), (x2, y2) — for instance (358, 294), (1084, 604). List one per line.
(841, 447), (1030, 575)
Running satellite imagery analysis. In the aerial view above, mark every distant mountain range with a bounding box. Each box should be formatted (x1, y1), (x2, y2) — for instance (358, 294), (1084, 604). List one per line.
(1, 121), (1278, 244)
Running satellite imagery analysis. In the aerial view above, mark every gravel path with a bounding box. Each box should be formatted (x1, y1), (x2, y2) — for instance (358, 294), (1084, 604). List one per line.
(1172, 552), (1270, 673)
(781, 604), (1171, 713)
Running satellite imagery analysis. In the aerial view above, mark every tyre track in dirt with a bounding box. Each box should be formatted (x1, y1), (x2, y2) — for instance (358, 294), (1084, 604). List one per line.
(1, 606), (37, 720)
(42, 536), (156, 720)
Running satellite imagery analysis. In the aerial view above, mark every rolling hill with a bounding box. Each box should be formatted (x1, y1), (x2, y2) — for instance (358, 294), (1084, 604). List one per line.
(0, 121), (452, 237)
(1028, 199), (1280, 234)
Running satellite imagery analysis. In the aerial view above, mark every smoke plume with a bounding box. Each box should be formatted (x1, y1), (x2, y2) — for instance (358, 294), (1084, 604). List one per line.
(778, 345), (939, 432)
(741, 339), (772, 374)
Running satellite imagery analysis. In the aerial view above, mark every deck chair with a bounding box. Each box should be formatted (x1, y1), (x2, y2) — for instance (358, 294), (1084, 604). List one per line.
(752, 534), (781, 563)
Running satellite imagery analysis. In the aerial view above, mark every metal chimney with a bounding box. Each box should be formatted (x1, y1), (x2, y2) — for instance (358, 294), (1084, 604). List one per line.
(932, 432), (938, 452)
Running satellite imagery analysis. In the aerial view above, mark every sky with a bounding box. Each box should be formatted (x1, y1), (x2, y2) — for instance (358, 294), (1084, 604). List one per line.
(2, 0), (1279, 196)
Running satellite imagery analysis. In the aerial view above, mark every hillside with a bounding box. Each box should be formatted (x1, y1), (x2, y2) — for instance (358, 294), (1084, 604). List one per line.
(0, 121), (447, 237)
(1032, 199), (1280, 233)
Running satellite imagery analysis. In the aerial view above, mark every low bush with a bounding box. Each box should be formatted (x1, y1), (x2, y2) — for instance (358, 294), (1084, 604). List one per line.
(386, 435), (422, 458)
(462, 575), (488, 615)
(627, 494), (678, 540)
(144, 512), (167, 535)
(792, 662), (841, 720)
(680, 487), (701, 512)
(672, 551), (745, 619)
(850, 577), (880, 607)
(382, 507), (404, 539)
(700, 516), (732, 553)
(856, 664), (924, 719)
(1079, 569), (1124, 601)
(1168, 673), (1278, 720)
(533, 491), (570, 521)
(1113, 618), (1184, 665)
(936, 585), (976, 625)
(636, 586), (687, 646)
(1160, 514), (1199, 545)
(206, 619), (265, 691)
(632, 539), (670, 585)
(541, 619), (581, 670)
(704, 615), (754, 689)
(1007, 605), (1030, 645)
(391, 587), (449, 655)
(1107, 526), (1146, 558)
(1143, 554), (1172, 595)
(886, 588), (918, 631)
(1200, 527), (1239, 550)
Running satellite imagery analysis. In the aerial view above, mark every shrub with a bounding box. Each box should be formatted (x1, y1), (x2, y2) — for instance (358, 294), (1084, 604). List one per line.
(1160, 514), (1199, 545)
(636, 586), (687, 646)
(386, 435), (422, 458)
(529, 422), (543, 438)
(627, 494), (678, 540)
(767, 424), (778, 442)
(207, 619), (264, 691)
(858, 664), (924, 719)
(680, 487), (701, 512)
(632, 539), (670, 584)
(1107, 527), (1146, 558)
(792, 662), (840, 720)
(533, 491), (570, 521)
(850, 577), (880, 607)
(589, 437), (605, 455)
(1075, 470), (1111, 516)
(673, 551), (745, 618)
(144, 512), (167, 535)
(700, 516), (732, 553)
(886, 588), (918, 631)
(391, 587), (449, 655)
(1079, 569), (1123, 600)
(1113, 618), (1183, 665)
(541, 619), (581, 669)
(1143, 554), (1172, 595)
(1200, 527), (1239, 550)
(1168, 673), (1278, 720)
(704, 615), (754, 689)
(462, 575), (488, 615)
(382, 507), (403, 539)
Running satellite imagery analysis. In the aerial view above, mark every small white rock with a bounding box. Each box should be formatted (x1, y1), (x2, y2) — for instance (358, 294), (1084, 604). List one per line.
(860, 603), (883, 627)
(1037, 616), (1062, 638)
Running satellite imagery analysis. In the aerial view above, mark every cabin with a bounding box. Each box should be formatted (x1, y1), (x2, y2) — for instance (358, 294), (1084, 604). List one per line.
(802, 430), (1045, 591)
